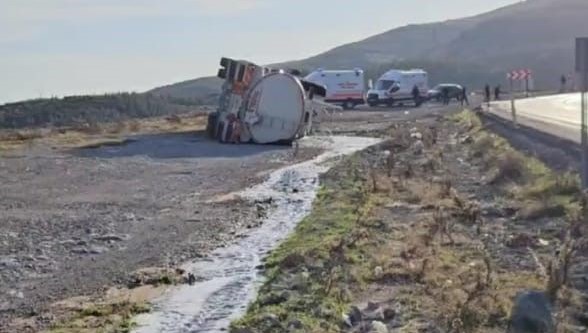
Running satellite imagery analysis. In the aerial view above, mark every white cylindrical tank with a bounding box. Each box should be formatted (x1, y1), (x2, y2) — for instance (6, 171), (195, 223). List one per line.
(242, 73), (306, 144)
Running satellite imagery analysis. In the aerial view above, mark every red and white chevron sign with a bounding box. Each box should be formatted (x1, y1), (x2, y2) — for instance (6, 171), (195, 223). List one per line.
(507, 69), (532, 80)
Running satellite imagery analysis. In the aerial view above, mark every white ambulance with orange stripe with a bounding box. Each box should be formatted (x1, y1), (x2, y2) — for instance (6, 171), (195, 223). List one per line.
(304, 68), (365, 109)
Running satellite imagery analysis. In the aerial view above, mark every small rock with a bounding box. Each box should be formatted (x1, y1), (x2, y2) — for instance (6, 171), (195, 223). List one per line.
(259, 292), (289, 306)
(575, 312), (588, 327)
(413, 140), (424, 155)
(374, 266), (384, 279)
(88, 245), (107, 254)
(287, 319), (303, 330)
(342, 313), (352, 328)
(261, 313), (281, 328)
(71, 246), (89, 255)
(8, 290), (24, 299)
(280, 253), (306, 269)
(508, 291), (554, 333)
(187, 273), (196, 285)
(459, 135), (474, 144)
(538, 238), (550, 246)
(371, 321), (389, 333)
(507, 233), (537, 248)
(364, 307), (385, 321)
(288, 273), (309, 290)
(383, 308), (396, 320)
(347, 306), (362, 326)
(93, 234), (127, 242)
(59, 239), (78, 246)
(0, 257), (19, 268)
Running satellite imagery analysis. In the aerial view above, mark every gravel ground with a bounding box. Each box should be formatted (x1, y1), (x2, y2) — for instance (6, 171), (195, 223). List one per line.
(0, 103), (455, 329)
(0, 131), (318, 325)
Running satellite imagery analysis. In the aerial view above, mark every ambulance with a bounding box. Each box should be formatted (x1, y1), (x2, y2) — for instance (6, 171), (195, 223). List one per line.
(304, 68), (366, 109)
(366, 69), (428, 107)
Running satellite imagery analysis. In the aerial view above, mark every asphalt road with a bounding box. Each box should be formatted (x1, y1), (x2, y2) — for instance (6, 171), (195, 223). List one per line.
(491, 93), (585, 143)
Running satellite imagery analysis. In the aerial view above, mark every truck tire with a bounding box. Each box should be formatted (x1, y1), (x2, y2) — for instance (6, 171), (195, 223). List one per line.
(342, 100), (353, 110)
(368, 101), (378, 107)
(206, 113), (217, 138)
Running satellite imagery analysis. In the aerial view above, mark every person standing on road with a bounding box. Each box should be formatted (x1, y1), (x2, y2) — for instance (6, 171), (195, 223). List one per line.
(442, 86), (450, 105)
(412, 85), (421, 107)
(461, 86), (469, 106)
(494, 85), (501, 101)
(484, 84), (491, 104)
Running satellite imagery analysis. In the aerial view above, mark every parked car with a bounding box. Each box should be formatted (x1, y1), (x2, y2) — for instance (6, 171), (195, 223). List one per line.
(427, 84), (464, 102)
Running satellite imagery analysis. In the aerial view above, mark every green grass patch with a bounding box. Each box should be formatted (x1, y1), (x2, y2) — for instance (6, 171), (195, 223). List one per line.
(49, 301), (151, 333)
(455, 110), (581, 218)
(231, 155), (378, 333)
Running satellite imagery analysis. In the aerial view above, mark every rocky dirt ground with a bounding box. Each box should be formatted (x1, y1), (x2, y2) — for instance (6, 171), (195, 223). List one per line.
(232, 110), (588, 333)
(0, 105), (445, 332)
(0, 129), (320, 331)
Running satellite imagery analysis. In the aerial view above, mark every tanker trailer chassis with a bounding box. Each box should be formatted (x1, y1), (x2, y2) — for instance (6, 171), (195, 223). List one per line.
(206, 57), (334, 145)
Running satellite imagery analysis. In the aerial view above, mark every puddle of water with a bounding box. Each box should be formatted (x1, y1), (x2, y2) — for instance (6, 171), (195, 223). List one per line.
(133, 136), (381, 333)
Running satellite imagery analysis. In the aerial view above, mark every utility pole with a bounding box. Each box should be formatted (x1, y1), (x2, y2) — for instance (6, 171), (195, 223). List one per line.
(576, 38), (588, 188)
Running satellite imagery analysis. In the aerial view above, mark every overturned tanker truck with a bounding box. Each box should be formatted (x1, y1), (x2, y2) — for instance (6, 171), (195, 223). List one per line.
(206, 57), (337, 144)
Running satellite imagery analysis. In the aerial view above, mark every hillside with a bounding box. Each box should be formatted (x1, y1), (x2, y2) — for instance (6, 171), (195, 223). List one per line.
(150, 77), (222, 106)
(152, 0), (588, 101)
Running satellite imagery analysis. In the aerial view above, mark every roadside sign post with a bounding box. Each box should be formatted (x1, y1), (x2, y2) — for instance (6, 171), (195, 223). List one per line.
(525, 77), (529, 98)
(576, 37), (588, 188)
(509, 77), (517, 126)
(506, 69), (532, 127)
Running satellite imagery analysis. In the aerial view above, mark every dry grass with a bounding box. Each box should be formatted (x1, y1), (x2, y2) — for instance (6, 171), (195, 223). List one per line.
(0, 112), (208, 151)
(488, 151), (528, 185)
(44, 267), (185, 332)
(455, 111), (580, 219)
(234, 112), (585, 332)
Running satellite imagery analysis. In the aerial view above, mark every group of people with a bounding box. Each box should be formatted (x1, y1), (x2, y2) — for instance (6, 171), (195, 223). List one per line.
(484, 84), (501, 103)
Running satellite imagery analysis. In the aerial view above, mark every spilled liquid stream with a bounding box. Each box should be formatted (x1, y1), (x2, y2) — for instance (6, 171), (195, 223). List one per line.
(133, 136), (381, 333)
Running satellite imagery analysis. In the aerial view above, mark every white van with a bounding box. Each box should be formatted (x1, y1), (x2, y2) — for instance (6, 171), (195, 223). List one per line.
(304, 69), (365, 109)
(366, 69), (428, 107)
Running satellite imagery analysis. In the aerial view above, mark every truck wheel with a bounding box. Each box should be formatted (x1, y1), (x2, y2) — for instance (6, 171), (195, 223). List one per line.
(206, 113), (217, 138)
(342, 101), (352, 110)
(368, 101), (378, 107)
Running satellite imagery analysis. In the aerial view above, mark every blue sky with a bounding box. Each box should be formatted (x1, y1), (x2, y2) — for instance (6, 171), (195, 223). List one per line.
(0, 0), (518, 103)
